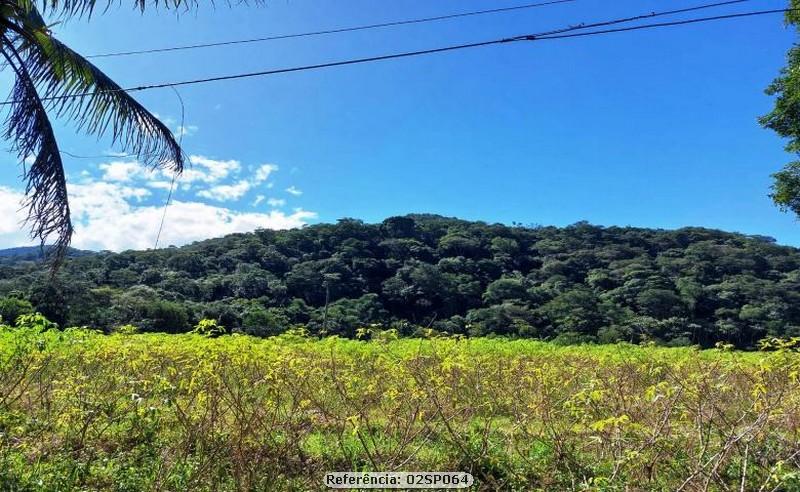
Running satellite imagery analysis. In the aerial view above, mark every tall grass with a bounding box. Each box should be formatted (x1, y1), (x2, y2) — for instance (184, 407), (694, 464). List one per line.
(0, 322), (798, 491)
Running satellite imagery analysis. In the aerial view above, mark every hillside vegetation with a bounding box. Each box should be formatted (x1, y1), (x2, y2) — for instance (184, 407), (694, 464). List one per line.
(1, 215), (799, 348)
(0, 246), (93, 263)
(1, 320), (799, 491)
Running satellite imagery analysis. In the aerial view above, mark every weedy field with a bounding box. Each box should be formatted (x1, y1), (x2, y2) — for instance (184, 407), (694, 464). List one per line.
(0, 317), (799, 491)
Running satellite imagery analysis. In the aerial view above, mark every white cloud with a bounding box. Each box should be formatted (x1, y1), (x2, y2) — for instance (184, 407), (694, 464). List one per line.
(154, 114), (176, 127)
(197, 180), (251, 202)
(188, 155), (240, 183)
(175, 125), (199, 138)
(253, 164), (278, 183)
(126, 188), (152, 202)
(103, 150), (132, 158)
(99, 161), (149, 182)
(1, 152), (317, 250)
(71, 197), (316, 251)
(0, 187), (31, 247)
(147, 180), (174, 190)
(178, 168), (208, 183)
(69, 183), (151, 225)
(98, 155), (240, 188)
(190, 161), (281, 203)
(0, 182), (316, 251)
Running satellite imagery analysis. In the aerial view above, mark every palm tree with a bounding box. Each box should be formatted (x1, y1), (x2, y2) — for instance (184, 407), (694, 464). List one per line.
(0, 1), (253, 267)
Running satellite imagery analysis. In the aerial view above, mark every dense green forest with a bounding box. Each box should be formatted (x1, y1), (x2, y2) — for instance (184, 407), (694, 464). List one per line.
(0, 215), (798, 348)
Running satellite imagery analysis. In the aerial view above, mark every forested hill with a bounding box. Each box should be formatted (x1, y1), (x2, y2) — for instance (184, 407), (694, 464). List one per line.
(0, 215), (798, 348)
(0, 246), (94, 263)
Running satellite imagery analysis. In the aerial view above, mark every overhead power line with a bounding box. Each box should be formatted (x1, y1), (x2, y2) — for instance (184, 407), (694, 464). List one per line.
(0, 3), (788, 108)
(86, 0), (579, 59)
(59, 150), (125, 159)
(85, 0), (754, 59)
(533, 8), (788, 40)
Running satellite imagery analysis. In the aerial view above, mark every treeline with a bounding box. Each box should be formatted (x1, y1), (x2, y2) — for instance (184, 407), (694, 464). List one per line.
(0, 215), (798, 348)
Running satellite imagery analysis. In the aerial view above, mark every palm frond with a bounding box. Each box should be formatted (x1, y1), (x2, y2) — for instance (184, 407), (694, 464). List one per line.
(18, 27), (185, 173)
(34, 1), (261, 18)
(1, 35), (72, 268)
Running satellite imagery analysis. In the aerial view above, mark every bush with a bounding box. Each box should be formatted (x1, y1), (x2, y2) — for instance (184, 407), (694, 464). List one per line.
(141, 300), (190, 333)
(550, 331), (596, 345)
(0, 296), (33, 325)
(193, 318), (226, 337)
(242, 307), (288, 337)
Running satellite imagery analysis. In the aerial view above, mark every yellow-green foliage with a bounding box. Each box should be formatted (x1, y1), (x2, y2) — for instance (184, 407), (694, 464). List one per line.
(0, 326), (799, 491)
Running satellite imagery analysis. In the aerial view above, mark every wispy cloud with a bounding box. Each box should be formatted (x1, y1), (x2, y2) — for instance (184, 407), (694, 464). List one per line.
(253, 164), (278, 184)
(103, 150), (132, 158)
(197, 180), (251, 202)
(267, 198), (285, 207)
(175, 125), (199, 138)
(286, 186), (303, 196)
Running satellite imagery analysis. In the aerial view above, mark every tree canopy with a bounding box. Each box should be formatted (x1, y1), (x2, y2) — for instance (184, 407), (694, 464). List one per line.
(1, 214), (798, 349)
(761, 0), (800, 217)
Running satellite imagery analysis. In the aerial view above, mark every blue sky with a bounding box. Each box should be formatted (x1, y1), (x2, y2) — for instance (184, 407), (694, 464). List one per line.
(1, 0), (799, 250)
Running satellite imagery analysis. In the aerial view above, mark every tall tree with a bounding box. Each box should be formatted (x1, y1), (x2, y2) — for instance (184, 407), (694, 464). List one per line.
(761, 1), (800, 217)
(0, 1), (254, 266)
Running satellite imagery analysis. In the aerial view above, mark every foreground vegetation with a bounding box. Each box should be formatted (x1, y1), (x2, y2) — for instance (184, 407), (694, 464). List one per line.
(1, 318), (798, 491)
(2, 215), (800, 349)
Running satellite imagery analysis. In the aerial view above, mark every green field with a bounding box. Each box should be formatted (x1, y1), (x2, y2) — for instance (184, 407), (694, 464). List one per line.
(1, 320), (799, 491)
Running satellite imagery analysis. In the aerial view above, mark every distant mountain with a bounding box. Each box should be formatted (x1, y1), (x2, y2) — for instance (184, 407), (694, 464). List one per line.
(0, 246), (95, 262)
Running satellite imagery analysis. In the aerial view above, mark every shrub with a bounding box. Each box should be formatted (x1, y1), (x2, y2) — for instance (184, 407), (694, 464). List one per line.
(0, 296), (33, 325)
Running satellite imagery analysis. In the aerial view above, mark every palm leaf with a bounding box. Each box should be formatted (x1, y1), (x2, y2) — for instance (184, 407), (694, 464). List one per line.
(0, 0), (189, 267)
(16, 28), (185, 173)
(1, 34), (72, 268)
(0, 0), (259, 268)
(34, 1), (261, 18)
